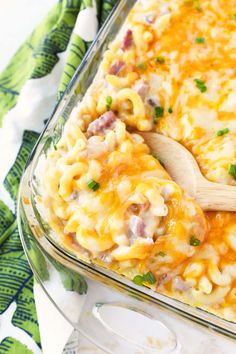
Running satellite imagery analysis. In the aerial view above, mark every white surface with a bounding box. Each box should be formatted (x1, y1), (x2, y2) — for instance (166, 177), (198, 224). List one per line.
(34, 283), (75, 354)
(0, 0), (57, 72)
(74, 0), (98, 41)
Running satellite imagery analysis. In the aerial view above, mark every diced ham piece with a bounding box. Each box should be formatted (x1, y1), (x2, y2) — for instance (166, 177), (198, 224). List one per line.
(121, 30), (133, 51)
(147, 97), (158, 107)
(87, 111), (116, 136)
(135, 82), (149, 98)
(172, 276), (189, 292)
(109, 60), (125, 75)
(145, 14), (156, 24)
(129, 215), (145, 237)
(157, 274), (171, 288)
(99, 253), (112, 264)
(70, 191), (79, 200)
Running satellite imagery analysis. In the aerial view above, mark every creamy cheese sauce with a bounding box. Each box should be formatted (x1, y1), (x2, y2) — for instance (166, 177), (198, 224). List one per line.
(38, 0), (236, 322)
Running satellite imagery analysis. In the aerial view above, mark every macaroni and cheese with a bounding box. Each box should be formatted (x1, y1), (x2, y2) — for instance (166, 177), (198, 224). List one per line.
(39, 0), (236, 321)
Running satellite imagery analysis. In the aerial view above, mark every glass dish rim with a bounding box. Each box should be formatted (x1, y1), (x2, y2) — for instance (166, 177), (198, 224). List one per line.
(17, 0), (236, 341)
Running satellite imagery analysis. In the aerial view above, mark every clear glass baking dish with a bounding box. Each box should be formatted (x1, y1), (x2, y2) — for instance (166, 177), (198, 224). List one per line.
(17, 0), (236, 352)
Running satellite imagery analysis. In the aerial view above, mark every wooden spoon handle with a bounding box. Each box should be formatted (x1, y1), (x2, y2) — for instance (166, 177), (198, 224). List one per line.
(197, 180), (236, 211)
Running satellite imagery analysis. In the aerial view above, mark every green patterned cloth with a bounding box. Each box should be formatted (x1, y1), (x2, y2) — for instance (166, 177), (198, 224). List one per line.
(0, 1), (116, 352)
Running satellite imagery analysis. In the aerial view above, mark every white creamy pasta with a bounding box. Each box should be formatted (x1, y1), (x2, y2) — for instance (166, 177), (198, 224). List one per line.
(36, 0), (236, 321)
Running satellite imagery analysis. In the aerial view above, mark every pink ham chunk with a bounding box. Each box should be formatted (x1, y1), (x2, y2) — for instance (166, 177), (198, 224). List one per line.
(121, 30), (133, 51)
(134, 81), (149, 98)
(87, 111), (116, 136)
(145, 14), (156, 24)
(172, 276), (189, 292)
(157, 274), (171, 288)
(129, 215), (145, 238)
(109, 61), (125, 75)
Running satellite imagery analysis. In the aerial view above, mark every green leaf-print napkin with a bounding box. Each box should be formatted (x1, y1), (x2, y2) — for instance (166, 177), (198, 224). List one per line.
(0, 1), (117, 353)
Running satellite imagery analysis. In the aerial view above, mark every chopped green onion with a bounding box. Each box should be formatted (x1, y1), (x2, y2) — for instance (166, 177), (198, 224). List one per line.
(155, 106), (164, 118)
(168, 107), (173, 114)
(228, 164), (236, 179)
(143, 271), (156, 285)
(195, 37), (205, 44)
(156, 56), (165, 64)
(158, 251), (166, 257)
(133, 272), (156, 286)
(154, 106), (164, 124)
(233, 13), (236, 21)
(106, 96), (113, 111)
(193, 0), (202, 11)
(194, 78), (207, 93)
(190, 235), (201, 246)
(87, 179), (100, 191)
(133, 275), (144, 285)
(216, 128), (229, 136)
(137, 62), (147, 70)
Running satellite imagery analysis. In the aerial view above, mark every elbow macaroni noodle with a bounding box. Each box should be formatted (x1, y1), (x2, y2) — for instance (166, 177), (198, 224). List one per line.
(36, 0), (236, 322)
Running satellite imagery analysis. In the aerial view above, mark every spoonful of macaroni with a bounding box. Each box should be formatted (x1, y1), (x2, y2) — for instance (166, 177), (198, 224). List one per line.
(139, 132), (236, 211)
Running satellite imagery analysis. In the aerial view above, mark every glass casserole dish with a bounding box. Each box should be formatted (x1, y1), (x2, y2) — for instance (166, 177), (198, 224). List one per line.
(18, 0), (236, 352)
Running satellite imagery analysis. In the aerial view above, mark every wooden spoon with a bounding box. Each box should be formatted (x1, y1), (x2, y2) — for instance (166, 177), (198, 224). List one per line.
(139, 132), (236, 211)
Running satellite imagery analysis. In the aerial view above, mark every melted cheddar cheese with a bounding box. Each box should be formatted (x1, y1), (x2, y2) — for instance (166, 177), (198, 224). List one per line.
(39, 0), (236, 322)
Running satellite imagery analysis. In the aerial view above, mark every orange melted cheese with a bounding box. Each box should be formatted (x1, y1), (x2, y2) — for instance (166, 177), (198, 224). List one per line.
(40, 0), (236, 322)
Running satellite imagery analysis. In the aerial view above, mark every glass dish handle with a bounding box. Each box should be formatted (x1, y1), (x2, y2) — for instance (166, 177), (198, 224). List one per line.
(76, 280), (181, 354)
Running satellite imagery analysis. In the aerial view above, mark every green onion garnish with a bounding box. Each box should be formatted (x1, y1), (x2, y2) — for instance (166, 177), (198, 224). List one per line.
(143, 271), (156, 284)
(132, 271), (156, 286)
(132, 275), (144, 285)
(158, 251), (166, 257)
(190, 235), (201, 246)
(216, 128), (229, 136)
(168, 107), (173, 114)
(195, 37), (205, 44)
(194, 78), (207, 93)
(156, 56), (165, 64)
(233, 13), (236, 21)
(137, 62), (147, 70)
(87, 179), (100, 191)
(193, 0), (202, 11)
(106, 96), (113, 111)
(153, 106), (164, 124)
(228, 164), (236, 179)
